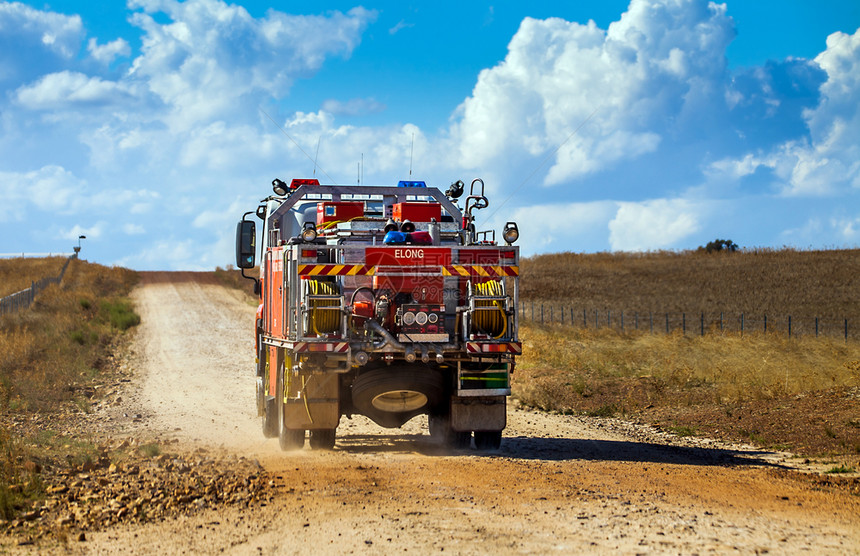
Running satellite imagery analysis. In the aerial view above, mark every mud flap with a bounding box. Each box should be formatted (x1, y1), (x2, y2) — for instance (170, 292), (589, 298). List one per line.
(284, 371), (339, 429)
(450, 396), (506, 432)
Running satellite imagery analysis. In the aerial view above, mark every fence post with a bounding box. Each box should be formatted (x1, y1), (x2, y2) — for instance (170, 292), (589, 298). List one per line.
(682, 313), (686, 335)
(608, 310), (611, 329)
(531, 302), (534, 321)
(845, 319), (848, 343)
(540, 304), (544, 325)
(764, 315), (767, 333)
(583, 309), (587, 327)
(561, 306), (564, 325)
(550, 306), (553, 324)
(650, 312), (653, 334)
(621, 311), (624, 331)
(815, 317), (819, 337)
(595, 310), (598, 329)
(741, 313), (744, 336)
(665, 313), (669, 334)
(635, 312), (639, 330)
(700, 313), (704, 336)
(788, 316), (792, 338)
(720, 312), (723, 332)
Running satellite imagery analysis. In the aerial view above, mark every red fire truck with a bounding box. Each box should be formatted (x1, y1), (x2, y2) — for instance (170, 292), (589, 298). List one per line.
(235, 178), (521, 450)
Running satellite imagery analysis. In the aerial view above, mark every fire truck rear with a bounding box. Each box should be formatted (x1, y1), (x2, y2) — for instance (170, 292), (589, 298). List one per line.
(235, 178), (521, 450)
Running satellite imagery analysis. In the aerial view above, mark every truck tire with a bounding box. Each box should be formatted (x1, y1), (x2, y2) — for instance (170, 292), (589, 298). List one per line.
(474, 430), (502, 450)
(279, 426), (305, 450)
(352, 367), (444, 428)
(259, 348), (277, 438)
(429, 413), (471, 450)
(277, 366), (305, 450)
(309, 429), (336, 450)
(262, 394), (278, 438)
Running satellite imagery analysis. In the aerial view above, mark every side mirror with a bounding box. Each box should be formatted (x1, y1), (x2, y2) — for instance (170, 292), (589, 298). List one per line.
(235, 219), (256, 269)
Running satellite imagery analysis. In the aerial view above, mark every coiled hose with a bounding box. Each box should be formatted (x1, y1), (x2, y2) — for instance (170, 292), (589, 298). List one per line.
(307, 280), (340, 335)
(472, 280), (508, 339)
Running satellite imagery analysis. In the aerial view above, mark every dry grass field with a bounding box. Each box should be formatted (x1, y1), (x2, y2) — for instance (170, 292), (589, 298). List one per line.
(0, 258), (138, 518)
(0, 257), (68, 298)
(0, 258), (138, 412)
(516, 249), (860, 460)
(213, 264), (258, 298)
(520, 248), (860, 328)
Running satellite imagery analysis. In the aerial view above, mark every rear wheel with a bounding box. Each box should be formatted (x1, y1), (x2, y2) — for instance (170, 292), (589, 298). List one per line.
(277, 364), (305, 451)
(474, 430), (502, 450)
(429, 413), (471, 450)
(309, 429), (336, 450)
(279, 426), (305, 450)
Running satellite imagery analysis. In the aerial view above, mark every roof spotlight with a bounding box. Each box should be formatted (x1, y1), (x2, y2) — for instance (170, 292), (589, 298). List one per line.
(400, 220), (415, 233)
(384, 219), (398, 233)
(502, 221), (519, 245)
(272, 179), (288, 196)
(445, 179), (464, 199)
(301, 221), (318, 242)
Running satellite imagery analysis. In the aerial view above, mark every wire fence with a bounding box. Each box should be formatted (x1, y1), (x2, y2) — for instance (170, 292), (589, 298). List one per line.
(520, 301), (856, 342)
(0, 254), (76, 316)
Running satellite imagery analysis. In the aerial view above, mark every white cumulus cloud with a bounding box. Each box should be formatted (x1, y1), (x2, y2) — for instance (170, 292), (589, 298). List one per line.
(0, 165), (86, 221)
(712, 28), (860, 197)
(126, 0), (376, 129)
(15, 71), (133, 109)
(87, 37), (131, 64)
(454, 0), (734, 184)
(0, 2), (83, 59)
(60, 222), (104, 241)
(608, 199), (704, 251)
(509, 201), (618, 254)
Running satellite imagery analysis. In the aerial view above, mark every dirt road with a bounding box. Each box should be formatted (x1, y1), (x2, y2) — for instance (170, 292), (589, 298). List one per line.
(79, 275), (858, 554)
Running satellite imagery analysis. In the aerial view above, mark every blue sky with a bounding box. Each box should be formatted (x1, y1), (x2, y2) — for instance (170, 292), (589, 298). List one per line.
(1, 0), (859, 269)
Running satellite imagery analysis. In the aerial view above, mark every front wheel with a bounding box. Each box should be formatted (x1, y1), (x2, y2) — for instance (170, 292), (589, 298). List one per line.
(259, 376), (277, 438)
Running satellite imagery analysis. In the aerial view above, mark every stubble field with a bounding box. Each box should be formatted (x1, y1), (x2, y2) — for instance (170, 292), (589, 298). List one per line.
(516, 248), (860, 462)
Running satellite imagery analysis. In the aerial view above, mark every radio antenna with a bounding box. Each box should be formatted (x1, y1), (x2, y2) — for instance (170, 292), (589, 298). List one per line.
(260, 108), (338, 185)
(409, 133), (414, 176)
(313, 136), (321, 177)
(361, 153), (364, 185)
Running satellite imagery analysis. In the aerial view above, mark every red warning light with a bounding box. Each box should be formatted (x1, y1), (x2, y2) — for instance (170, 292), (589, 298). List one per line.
(289, 178), (320, 189)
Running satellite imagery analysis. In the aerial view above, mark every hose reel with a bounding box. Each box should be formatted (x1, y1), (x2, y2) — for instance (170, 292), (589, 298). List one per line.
(306, 280), (341, 335)
(471, 280), (508, 339)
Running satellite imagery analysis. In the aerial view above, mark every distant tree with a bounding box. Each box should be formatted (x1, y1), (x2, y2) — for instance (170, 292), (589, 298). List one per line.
(702, 239), (739, 253)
